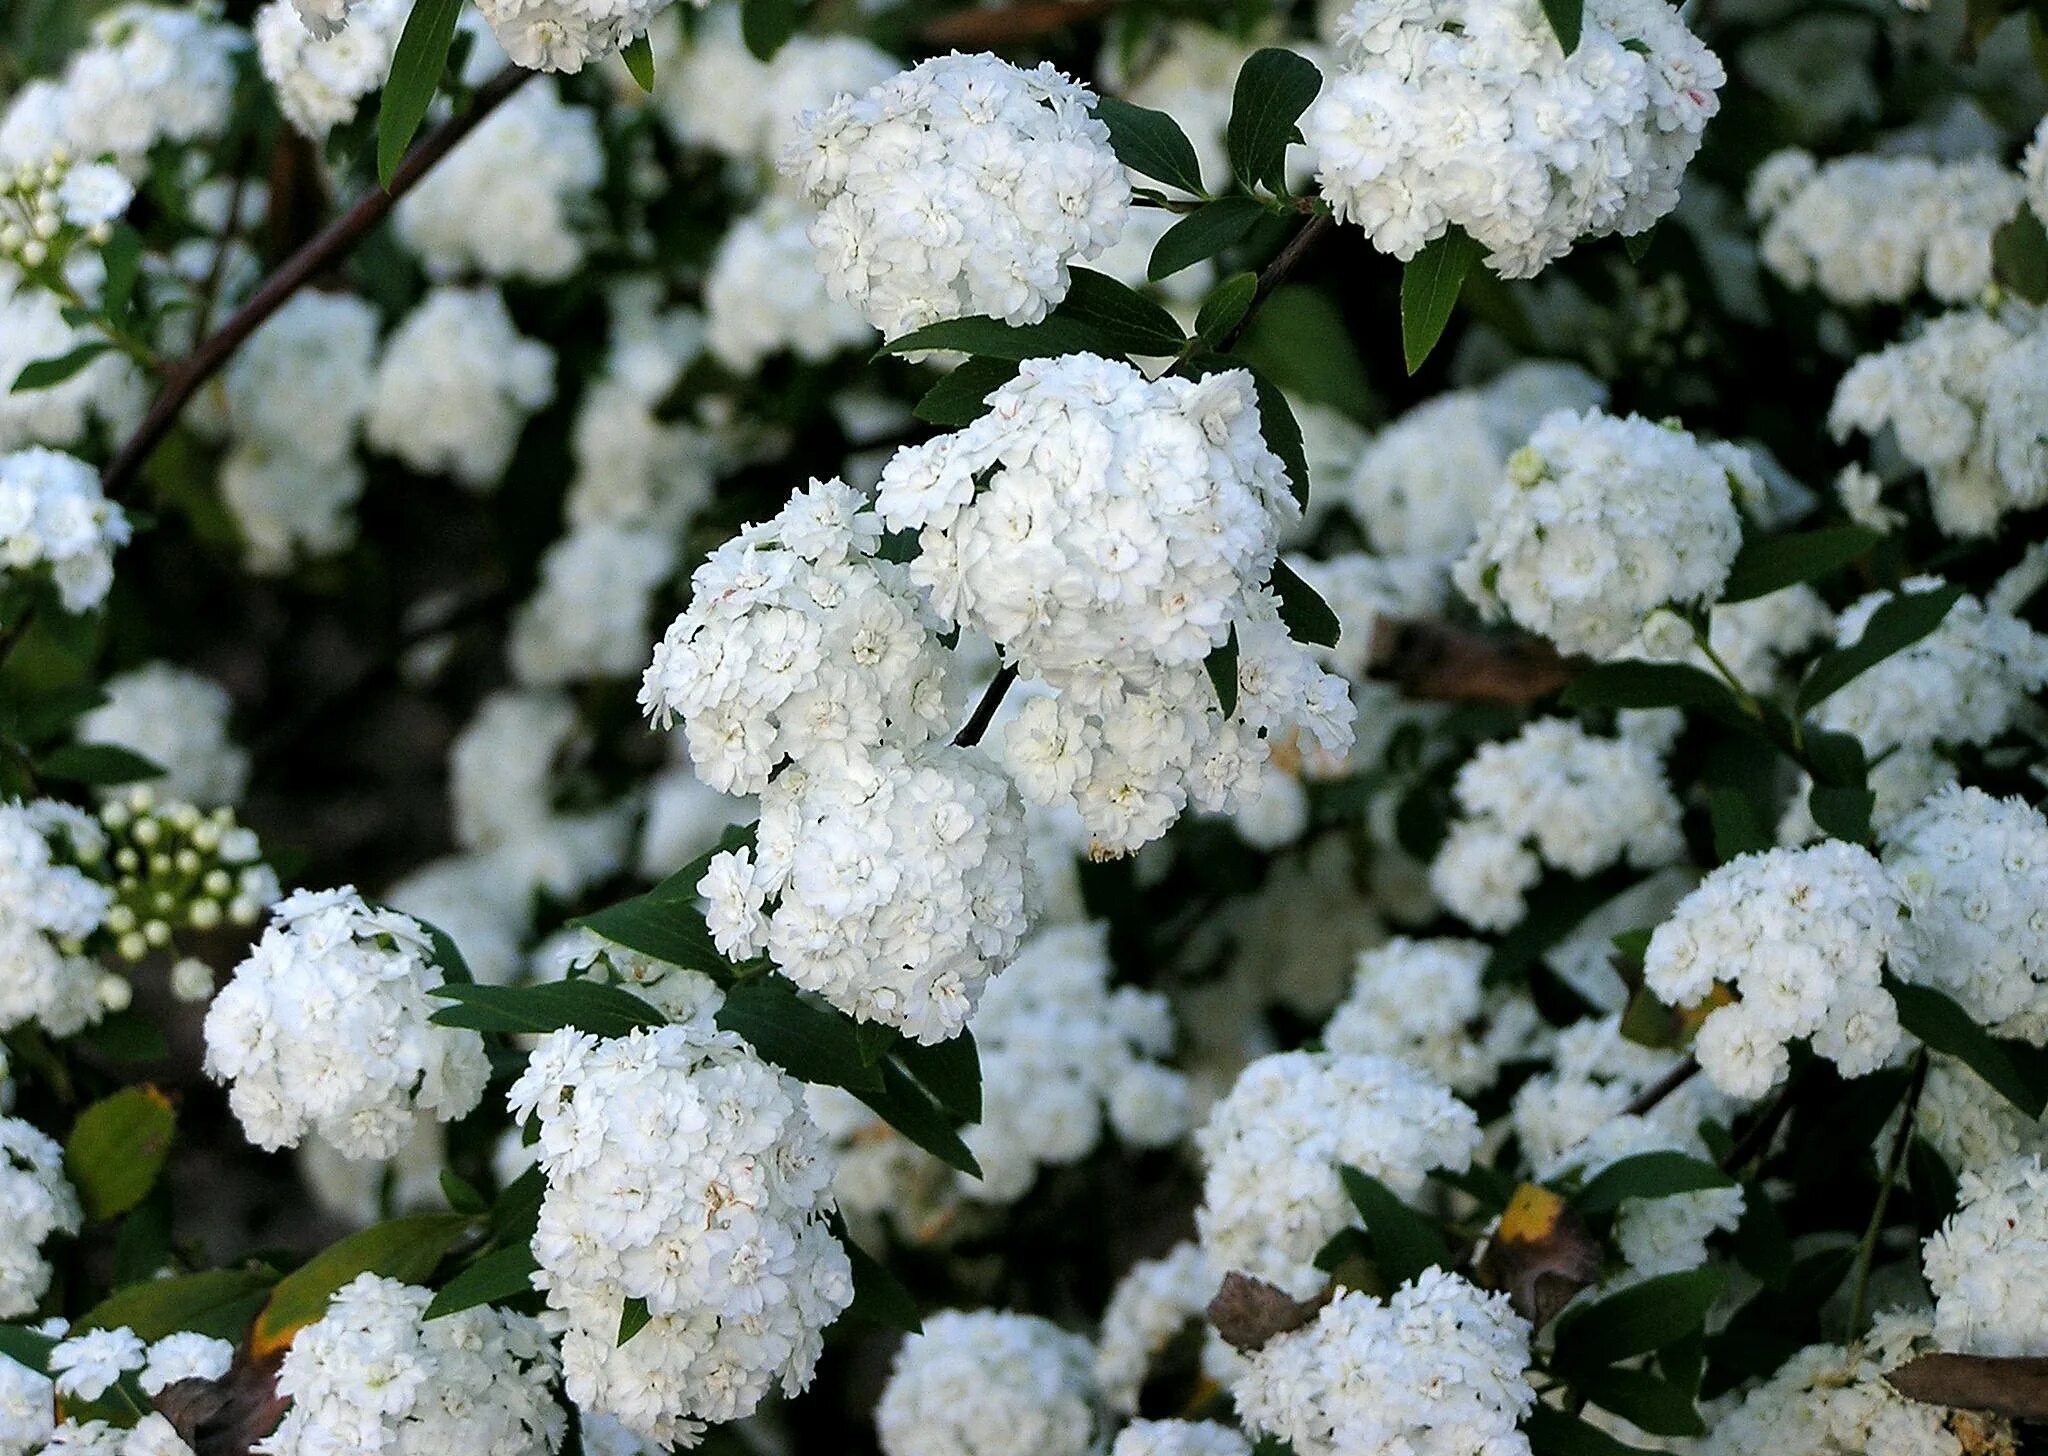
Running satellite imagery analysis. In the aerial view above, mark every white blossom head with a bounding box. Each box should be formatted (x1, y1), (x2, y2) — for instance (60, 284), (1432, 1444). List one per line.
(0, 448), (130, 614)
(876, 1308), (1100, 1456)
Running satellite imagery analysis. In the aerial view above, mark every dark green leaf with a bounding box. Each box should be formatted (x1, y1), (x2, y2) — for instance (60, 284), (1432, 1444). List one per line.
(429, 980), (666, 1039)
(12, 342), (113, 393)
(1226, 48), (1322, 195)
(1540, 0), (1585, 52)
(1338, 1166), (1451, 1284)
(77, 1268), (274, 1342)
(1271, 559), (1338, 647)
(489, 1166), (546, 1247)
(717, 977), (883, 1093)
(0, 1324), (55, 1375)
(915, 357), (1020, 427)
(836, 1215), (921, 1332)
(413, 914), (475, 985)
(1993, 206), (2048, 304)
(1707, 787), (1772, 862)
(1808, 784), (1875, 844)
(1150, 197), (1266, 281)
(1095, 95), (1209, 197)
(1052, 268), (1187, 356)
(1622, 227), (1656, 264)
(1574, 1368), (1704, 1439)
(1562, 661), (1745, 723)
(253, 1214), (473, 1356)
(1720, 527), (1881, 604)
(99, 224), (142, 323)
(65, 1086), (176, 1220)
(1796, 583), (1965, 712)
(1890, 977), (2048, 1116)
(77, 1008), (170, 1064)
(1400, 227), (1482, 374)
(38, 741), (164, 786)
(1206, 625), (1241, 717)
(892, 1029), (983, 1124)
(1237, 285), (1373, 420)
(572, 887), (728, 978)
(740, 0), (799, 59)
(855, 1059), (981, 1177)
(618, 1295), (652, 1345)
(879, 313), (1108, 362)
(425, 1244), (541, 1319)
(1573, 1152), (1734, 1215)
(376, 0), (464, 188)
(1526, 1406), (1659, 1456)
(439, 1169), (488, 1215)
(1551, 1267), (1725, 1374)
(1729, 1183), (1792, 1289)
(620, 31), (654, 90)
(1196, 271), (1259, 343)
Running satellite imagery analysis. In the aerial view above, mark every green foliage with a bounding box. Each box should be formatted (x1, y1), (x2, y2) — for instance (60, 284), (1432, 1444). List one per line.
(1400, 227), (1482, 374)
(1226, 49), (1322, 196)
(65, 1086), (176, 1221)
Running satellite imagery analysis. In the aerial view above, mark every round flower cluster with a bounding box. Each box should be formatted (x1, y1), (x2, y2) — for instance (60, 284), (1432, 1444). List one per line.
(1622, 584), (1834, 694)
(506, 1024), (853, 1445)
(1924, 1154), (2048, 1358)
(640, 479), (954, 795)
(1511, 1014), (1730, 1177)
(93, 788), (276, 970)
(75, 663), (248, 808)
(365, 287), (556, 491)
(1343, 362), (1606, 558)
(1094, 1243), (1220, 1415)
(1746, 149), (2022, 307)
(781, 54), (1131, 340)
(471, 0), (678, 73)
(1303, 0), (1722, 278)
(1429, 719), (1684, 931)
(1112, 1422), (1251, 1456)
(1235, 1271), (1536, 1456)
(0, 151), (133, 276)
(1913, 1052), (2048, 1182)
(396, 81), (603, 283)
(202, 886), (492, 1160)
(705, 197), (877, 373)
(1829, 305), (2048, 540)
(660, 16), (895, 170)
(0, 1116), (81, 1318)
(0, 278), (144, 455)
(563, 293), (716, 533)
(1551, 1113), (1745, 1275)
(1195, 1050), (1480, 1297)
(1455, 409), (1746, 659)
(0, 447), (131, 614)
(1325, 937), (1544, 1095)
(1886, 786), (2048, 1044)
(509, 523), (677, 687)
(700, 742), (1031, 1043)
(1643, 842), (1907, 1099)
(1810, 581), (2048, 757)
(264, 1273), (566, 1456)
(0, 798), (117, 1037)
(876, 1309), (1100, 1456)
(255, 0), (408, 141)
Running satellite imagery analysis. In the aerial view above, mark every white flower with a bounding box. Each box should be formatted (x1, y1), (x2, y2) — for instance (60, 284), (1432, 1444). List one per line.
(877, 1309), (1099, 1456)
(0, 1117), (82, 1318)
(1326, 937), (1544, 1095)
(1924, 1154), (2048, 1357)
(658, 13), (895, 171)
(255, 0), (409, 140)
(706, 196), (877, 373)
(0, 447), (130, 613)
(473, 0), (683, 72)
(781, 54), (1131, 340)
(77, 664), (247, 808)
(1110, 1421), (1250, 1456)
(510, 525), (678, 687)
(136, 1333), (232, 1396)
(0, 798), (114, 1038)
(48, 1327), (144, 1401)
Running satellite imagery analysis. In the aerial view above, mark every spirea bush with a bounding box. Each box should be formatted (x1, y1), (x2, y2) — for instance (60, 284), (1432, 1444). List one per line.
(1, 0), (2047, 1450)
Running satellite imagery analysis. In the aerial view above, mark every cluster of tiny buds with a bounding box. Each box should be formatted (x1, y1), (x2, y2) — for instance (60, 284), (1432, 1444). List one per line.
(95, 788), (271, 984)
(0, 149), (112, 270)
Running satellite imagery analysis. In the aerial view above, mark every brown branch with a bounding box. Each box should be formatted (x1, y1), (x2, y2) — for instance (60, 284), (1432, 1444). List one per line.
(1367, 616), (1578, 705)
(920, 0), (1121, 46)
(1888, 1354), (2048, 1421)
(100, 65), (536, 500)
(1622, 1056), (1700, 1117)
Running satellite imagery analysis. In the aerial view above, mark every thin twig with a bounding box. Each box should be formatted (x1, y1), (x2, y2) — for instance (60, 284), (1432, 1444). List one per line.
(954, 663), (1019, 748)
(100, 65), (536, 500)
(1719, 1068), (1804, 1176)
(1847, 1048), (1930, 1336)
(1215, 210), (1333, 354)
(1622, 1057), (1700, 1118)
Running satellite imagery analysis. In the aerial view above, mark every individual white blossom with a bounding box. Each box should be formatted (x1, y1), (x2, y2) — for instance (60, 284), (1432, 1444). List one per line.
(1196, 1050), (1480, 1297)
(137, 1332), (232, 1396)
(1325, 937), (1544, 1095)
(260, 1273), (564, 1456)
(1644, 842), (1908, 1099)
(1455, 409), (1746, 659)
(203, 887), (492, 1160)
(1924, 1154), (2048, 1357)
(365, 287), (556, 491)
(876, 1309), (1100, 1456)
(706, 196), (877, 373)
(75, 664), (248, 808)
(255, 0), (408, 140)
(1235, 1271), (1535, 1456)
(472, 0), (681, 73)
(1304, 0), (1722, 277)
(48, 1327), (143, 1401)
(0, 1354), (51, 1456)
(507, 1023), (853, 1445)
(781, 54), (1131, 339)
(0, 1117), (81, 1318)
(658, 14), (896, 171)
(0, 447), (130, 613)
(0, 798), (115, 1038)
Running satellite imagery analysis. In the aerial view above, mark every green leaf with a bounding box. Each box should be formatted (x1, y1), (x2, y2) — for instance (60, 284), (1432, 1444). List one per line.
(915, 357), (1020, 427)
(739, 0), (799, 60)
(1551, 1267), (1726, 1374)
(77, 1008), (170, 1064)
(253, 1213), (473, 1356)
(1729, 1183), (1792, 1288)
(1226, 48), (1322, 196)
(100, 224), (143, 322)
(572, 888), (727, 978)
(0, 1324), (56, 1375)
(1400, 226), (1482, 374)
(855, 1059), (981, 1178)
(1051, 268), (1187, 356)
(619, 31), (654, 90)
(1540, 0), (1585, 52)
(1094, 95), (1209, 197)
(618, 1295), (653, 1345)
(65, 1086), (176, 1221)
(439, 1168), (489, 1215)
(429, 980), (666, 1039)
(1525, 1404), (1662, 1455)
(1338, 1165), (1451, 1284)
(424, 1244), (540, 1319)
(891, 1029), (983, 1124)
(1993, 206), (2048, 304)
(879, 313), (1107, 362)
(1707, 787), (1772, 862)
(1150, 197), (1266, 281)
(38, 741), (165, 786)
(1206, 625), (1241, 717)
(1562, 661), (1745, 724)
(1271, 559), (1338, 648)
(1796, 582), (1965, 712)
(77, 1268), (274, 1342)
(489, 1166), (546, 1247)
(1719, 527), (1881, 604)
(1622, 227), (1656, 264)
(412, 913), (475, 985)
(1573, 1152), (1734, 1216)
(716, 977), (885, 1094)
(1889, 977), (2048, 1117)
(1808, 783), (1875, 844)
(376, 0), (464, 188)
(1196, 271), (1259, 344)
(1237, 285), (1373, 421)
(1575, 1366), (1705, 1438)
(13, 341), (113, 393)
(836, 1215), (921, 1332)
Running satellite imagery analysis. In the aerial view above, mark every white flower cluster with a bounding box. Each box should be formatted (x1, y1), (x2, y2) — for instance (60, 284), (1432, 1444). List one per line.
(640, 478), (954, 795)
(1235, 1271), (1535, 1456)
(1924, 1154), (2048, 1358)
(781, 54), (1131, 339)
(564, 290), (716, 533)
(1429, 719), (1684, 931)
(880, 354), (1350, 857)
(471, 0), (678, 73)
(0, 1117), (81, 1318)
(1344, 362), (1607, 558)
(262, 1273), (565, 1456)
(1510, 1014), (1730, 1178)
(1094, 1243), (1220, 1415)
(1914, 1052), (2048, 1181)
(0, 798), (116, 1038)
(876, 1309), (1100, 1456)
(1829, 305), (2048, 540)
(1457, 408), (1751, 659)
(1304, 0), (1722, 277)
(202, 887), (491, 1159)
(1810, 581), (2048, 757)
(659, 14), (895, 171)
(701, 742), (1031, 1043)
(209, 291), (380, 573)
(510, 524), (678, 687)
(1622, 584), (1834, 693)
(1196, 1050), (1480, 1297)
(1325, 937), (1543, 1095)
(706, 196), (877, 373)
(0, 278), (144, 455)
(397, 82), (603, 283)
(1644, 842), (1907, 1099)
(0, 447), (130, 613)
(1746, 148), (2021, 306)
(1112, 1422), (1250, 1456)
(76, 664), (248, 808)
(506, 1024), (853, 1446)
(365, 287), (556, 491)
(255, 0), (408, 141)
(1886, 786), (2048, 1044)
